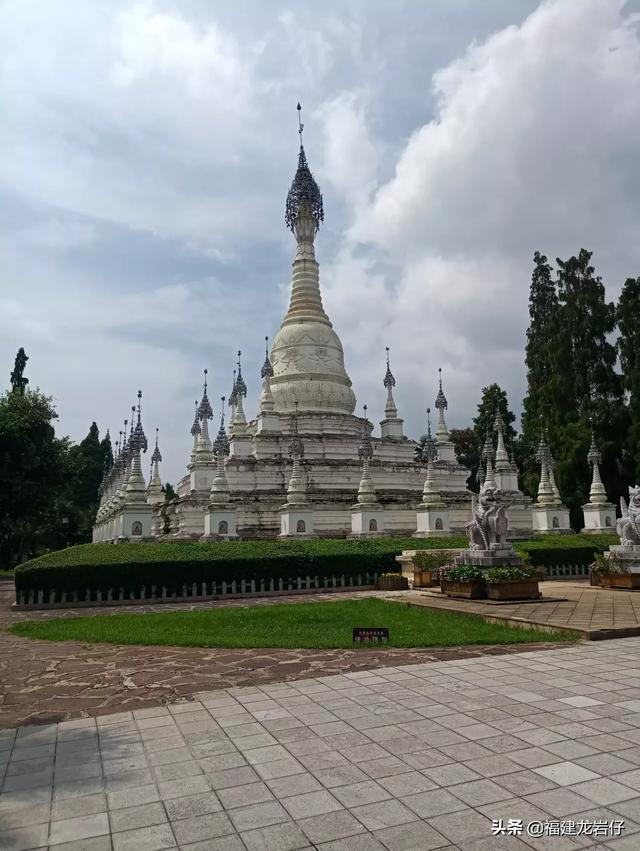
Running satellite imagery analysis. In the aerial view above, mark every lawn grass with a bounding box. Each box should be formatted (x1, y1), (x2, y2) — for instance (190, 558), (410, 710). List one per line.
(10, 598), (574, 649)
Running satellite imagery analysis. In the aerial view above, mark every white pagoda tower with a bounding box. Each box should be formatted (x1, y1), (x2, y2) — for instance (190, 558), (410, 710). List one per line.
(98, 106), (494, 542)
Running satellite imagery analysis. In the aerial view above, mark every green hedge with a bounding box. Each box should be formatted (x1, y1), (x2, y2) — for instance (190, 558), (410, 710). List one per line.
(13, 534), (618, 599)
(14, 537), (467, 598)
(515, 534), (617, 570)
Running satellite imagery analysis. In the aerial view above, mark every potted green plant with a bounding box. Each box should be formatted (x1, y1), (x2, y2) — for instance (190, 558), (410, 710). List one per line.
(484, 566), (540, 600)
(376, 572), (409, 591)
(592, 555), (640, 590)
(440, 565), (486, 599)
(411, 552), (454, 587)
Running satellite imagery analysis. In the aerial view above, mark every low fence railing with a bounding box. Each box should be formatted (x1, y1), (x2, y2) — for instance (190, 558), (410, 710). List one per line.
(544, 563), (590, 579)
(14, 573), (379, 609)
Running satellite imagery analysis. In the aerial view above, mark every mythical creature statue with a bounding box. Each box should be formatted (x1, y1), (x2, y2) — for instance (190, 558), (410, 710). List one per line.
(467, 482), (509, 551)
(617, 486), (640, 546)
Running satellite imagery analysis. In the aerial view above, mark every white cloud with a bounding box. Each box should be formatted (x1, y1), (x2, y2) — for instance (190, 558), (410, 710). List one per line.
(2, 0), (640, 481)
(324, 0), (640, 436)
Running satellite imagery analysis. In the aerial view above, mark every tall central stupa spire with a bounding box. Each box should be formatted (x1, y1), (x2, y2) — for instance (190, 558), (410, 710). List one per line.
(269, 104), (356, 415)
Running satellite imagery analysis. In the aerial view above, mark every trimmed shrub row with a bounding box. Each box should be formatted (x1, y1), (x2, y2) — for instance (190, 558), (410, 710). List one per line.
(13, 537), (468, 598)
(13, 534), (617, 599)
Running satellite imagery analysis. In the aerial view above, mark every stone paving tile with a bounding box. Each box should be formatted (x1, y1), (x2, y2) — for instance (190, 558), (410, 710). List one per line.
(0, 580), (578, 727)
(8, 638), (640, 849)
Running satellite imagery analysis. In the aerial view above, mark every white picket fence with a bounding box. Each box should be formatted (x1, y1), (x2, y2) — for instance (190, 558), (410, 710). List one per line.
(14, 573), (379, 609)
(544, 563), (590, 579)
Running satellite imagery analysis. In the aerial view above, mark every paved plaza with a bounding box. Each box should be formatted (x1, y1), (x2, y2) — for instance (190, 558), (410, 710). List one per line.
(2, 639), (640, 850)
(4, 578), (640, 728)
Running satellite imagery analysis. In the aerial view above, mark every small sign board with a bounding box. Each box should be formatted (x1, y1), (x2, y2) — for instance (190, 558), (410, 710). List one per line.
(353, 627), (389, 645)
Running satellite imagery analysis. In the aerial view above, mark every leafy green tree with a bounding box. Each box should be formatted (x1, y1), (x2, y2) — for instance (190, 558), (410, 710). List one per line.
(472, 384), (517, 448)
(163, 482), (176, 501)
(0, 389), (69, 566)
(10, 348), (29, 394)
(617, 277), (640, 482)
(450, 427), (481, 491)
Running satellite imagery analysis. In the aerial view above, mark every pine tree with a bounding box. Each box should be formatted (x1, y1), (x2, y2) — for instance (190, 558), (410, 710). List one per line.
(523, 249), (626, 525)
(472, 384), (517, 449)
(450, 427), (481, 491)
(521, 252), (558, 442)
(10, 348), (29, 394)
(617, 276), (640, 482)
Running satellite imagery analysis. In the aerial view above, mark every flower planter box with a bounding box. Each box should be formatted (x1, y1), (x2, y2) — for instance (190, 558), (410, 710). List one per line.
(441, 579), (486, 599)
(599, 573), (640, 590)
(413, 569), (436, 588)
(487, 579), (540, 601)
(377, 575), (409, 591)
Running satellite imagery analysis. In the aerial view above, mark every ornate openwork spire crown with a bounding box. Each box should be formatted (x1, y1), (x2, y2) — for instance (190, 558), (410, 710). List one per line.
(383, 347), (395, 389)
(198, 369), (213, 421)
(190, 400), (201, 437)
(261, 336), (274, 379)
(235, 351), (247, 398)
(358, 405), (374, 461)
(288, 401), (304, 459)
(285, 103), (324, 234)
(435, 368), (447, 412)
(214, 397), (230, 457)
(151, 428), (162, 464)
(587, 420), (602, 467)
(229, 369), (237, 407)
(130, 391), (148, 453)
(422, 408), (437, 462)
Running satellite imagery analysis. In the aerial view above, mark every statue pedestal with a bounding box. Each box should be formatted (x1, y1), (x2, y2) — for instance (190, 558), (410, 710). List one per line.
(455, 544), (523, 568)
(605, 545), (640, 574)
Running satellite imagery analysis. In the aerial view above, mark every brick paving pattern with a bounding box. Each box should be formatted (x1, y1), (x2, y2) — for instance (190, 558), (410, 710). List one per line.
(2, 639), (640, 849)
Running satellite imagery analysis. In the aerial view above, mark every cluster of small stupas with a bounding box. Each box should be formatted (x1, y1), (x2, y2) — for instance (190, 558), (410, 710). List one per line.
(92, 108), (617, 544)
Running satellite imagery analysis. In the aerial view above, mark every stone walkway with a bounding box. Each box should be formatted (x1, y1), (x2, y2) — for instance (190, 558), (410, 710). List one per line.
(405, 582), (640, 640)
(3, 639), (640, 850)
(0, 582), (566, 729)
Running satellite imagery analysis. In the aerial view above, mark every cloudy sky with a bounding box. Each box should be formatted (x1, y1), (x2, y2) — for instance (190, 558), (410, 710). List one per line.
(2, 0), (640, 484)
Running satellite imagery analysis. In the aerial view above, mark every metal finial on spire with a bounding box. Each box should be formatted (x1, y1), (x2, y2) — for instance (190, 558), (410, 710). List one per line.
(383, 346), (396, 388)
(285, 104), (324, 233)
(190, 400), (201, 437)
(297, 102), (304, 142)
(198, 369), (213, 420)
(435, 367), (447, 411)
(235, 350), (247, 398)
(261, 335), (274, 379)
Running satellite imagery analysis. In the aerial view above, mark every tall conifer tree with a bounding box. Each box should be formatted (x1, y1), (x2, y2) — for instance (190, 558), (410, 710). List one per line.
(617, 276), (640, 481)
(521, 252), (558, 445)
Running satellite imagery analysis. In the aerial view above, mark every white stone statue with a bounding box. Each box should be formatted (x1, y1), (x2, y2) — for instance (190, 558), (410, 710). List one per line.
(617, 486), (640, 546)
(467, 482), (509, 550)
